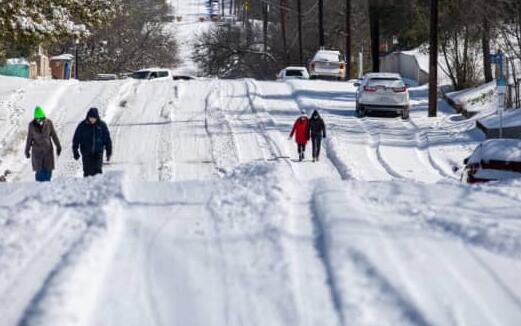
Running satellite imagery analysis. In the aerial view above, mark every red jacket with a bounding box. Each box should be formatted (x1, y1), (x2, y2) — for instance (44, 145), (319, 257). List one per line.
(290, 117), (310, 145)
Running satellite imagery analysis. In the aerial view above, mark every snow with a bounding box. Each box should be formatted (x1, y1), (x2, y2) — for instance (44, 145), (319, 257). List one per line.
(401, 49), (430, 73)
(50, 54), (74, 61)
(1, 2), (521, 325)
(5, 58), (29, 65)
(446, 81), (497, 115)
(479, 108), (521, 129)
(167, 0), (213, 75)
(468, 139), (521, 163)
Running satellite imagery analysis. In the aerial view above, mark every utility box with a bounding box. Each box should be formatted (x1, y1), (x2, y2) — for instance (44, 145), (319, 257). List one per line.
(50, 54), (75, 79)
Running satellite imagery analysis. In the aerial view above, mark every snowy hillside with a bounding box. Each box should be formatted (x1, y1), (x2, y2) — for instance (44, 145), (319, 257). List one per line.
(1, 73), (521, 325)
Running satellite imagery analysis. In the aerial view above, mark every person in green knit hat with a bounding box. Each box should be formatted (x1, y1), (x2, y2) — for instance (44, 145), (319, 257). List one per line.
(24, 106), (62, 182)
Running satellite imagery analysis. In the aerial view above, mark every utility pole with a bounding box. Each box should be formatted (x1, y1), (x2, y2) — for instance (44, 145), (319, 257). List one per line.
(75, 39), (79, 80)
(318, 0), (325, 47)
(369, 1), (380, 72)
(280, 0), (289, 64)
(428, 0), (438, 117)
(297, 0), (303, 65)
(345, 0), (351, 79)
(263, 3), (268, 55)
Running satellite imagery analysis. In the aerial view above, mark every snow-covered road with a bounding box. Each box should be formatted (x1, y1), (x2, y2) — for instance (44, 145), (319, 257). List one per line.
(1, 75), (521, 326)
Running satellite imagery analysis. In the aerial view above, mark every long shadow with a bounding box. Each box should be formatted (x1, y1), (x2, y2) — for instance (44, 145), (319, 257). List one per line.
(111, 121), (172, 127)
(260, 90), (357, 102)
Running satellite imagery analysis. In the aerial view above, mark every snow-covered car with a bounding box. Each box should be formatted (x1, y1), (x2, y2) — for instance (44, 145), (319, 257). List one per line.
(277, 67), (310, 81)
(462, 139), (521, 183)
(355, 73), (410, 120)
(131, 68), (172, 80)
(308, 50), (346, 80)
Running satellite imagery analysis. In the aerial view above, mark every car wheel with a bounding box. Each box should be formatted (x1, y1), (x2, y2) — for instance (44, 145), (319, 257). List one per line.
(356, 105), (365, 118)
(401, 108), (410, 120)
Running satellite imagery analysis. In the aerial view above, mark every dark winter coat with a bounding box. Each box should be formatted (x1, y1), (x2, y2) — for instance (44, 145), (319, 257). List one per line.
(309, 111), (326, 138)
(290, 117), (310, 145)
(72, 108), (112, 158)
(25, 119), (61, 171)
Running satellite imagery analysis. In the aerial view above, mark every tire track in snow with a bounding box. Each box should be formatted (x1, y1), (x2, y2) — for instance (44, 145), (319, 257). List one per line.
(359, 116), (444, 183)
(244, 79), (298, 177)
(354, 116), (406, 180)
(246, 80), (345, 324)
(204, 82), (241, 175)
(310, 186), (345, 326)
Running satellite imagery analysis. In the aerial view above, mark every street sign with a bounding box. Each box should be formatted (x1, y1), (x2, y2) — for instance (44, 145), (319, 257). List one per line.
(491, 50), (507, 138)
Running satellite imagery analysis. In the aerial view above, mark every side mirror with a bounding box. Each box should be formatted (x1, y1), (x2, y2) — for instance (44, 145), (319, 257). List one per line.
(463, 157), (469, 165)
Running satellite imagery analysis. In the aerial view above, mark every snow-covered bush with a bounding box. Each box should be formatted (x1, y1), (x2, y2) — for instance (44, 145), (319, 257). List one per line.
(0, 0), (121, 61)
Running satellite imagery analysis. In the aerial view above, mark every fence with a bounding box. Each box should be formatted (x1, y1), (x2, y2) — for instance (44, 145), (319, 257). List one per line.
(507, 57), (521, 109)
(0, 64), (29, 78)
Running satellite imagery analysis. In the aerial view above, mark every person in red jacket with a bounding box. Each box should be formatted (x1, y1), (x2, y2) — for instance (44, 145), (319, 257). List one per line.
(289, 110), (310, 161)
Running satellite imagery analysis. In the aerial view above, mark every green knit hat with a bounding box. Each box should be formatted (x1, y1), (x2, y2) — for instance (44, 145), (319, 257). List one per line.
(34, 106), (45, 119)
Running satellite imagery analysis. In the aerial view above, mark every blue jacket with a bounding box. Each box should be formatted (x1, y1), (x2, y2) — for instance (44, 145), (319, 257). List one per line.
(73, 108), (112, 157)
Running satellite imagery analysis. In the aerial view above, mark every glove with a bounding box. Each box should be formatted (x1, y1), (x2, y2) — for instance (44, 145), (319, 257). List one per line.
(25, 152), (30, 159)
(56, 147), (62, 157)
(106, 155), (111, 162)
(73, 151), (80, 160)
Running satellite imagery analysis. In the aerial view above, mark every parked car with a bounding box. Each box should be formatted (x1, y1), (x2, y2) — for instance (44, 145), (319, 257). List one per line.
(277, 67), (310, 81)
(308, 50), (346, 80)
(355, 73), (410, 120)
(210, 0), (220, 20)
(462, 139), (521, 183)
(131, 68), (172, 80)
(94, 74), (118, 81)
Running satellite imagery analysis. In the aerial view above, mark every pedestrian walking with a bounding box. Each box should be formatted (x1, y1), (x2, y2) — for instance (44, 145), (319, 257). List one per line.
(72, 108), (112, 177)
(24, 106), (62, 182)
(309, 110), (326, 162)
(289, 110), (310, 161)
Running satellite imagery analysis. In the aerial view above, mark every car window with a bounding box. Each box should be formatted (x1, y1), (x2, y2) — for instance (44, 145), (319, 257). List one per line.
(286, 70), (304, 77)
(131, 71), (150, 79)
(149, 72), (158, 79)
(158, 71), (169, 78)
(314, 52), (340, 62)
(468, 145), (483, 164)
(368, 78), (404, 88)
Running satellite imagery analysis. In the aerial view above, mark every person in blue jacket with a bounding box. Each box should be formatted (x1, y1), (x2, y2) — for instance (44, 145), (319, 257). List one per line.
(72, 108), (112, 177)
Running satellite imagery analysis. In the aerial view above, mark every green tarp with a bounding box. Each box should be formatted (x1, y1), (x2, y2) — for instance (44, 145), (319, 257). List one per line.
(0, 64), (29, 78)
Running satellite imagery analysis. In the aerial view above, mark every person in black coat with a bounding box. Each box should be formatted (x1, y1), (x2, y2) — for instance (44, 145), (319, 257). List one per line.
(72, 108), (112, 177)
(309, 110), (326, 162)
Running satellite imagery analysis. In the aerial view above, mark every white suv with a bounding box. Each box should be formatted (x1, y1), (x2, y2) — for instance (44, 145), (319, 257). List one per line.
(355, 73), (410, 120)
(308, 50), (346, 80)
(131, 68), (172, 80)
(277, 67), (310, 80)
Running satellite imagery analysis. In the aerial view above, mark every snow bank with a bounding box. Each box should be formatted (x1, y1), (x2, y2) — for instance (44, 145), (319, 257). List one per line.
(446, 82), (497, 116)
(479, 108), (521, 129)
